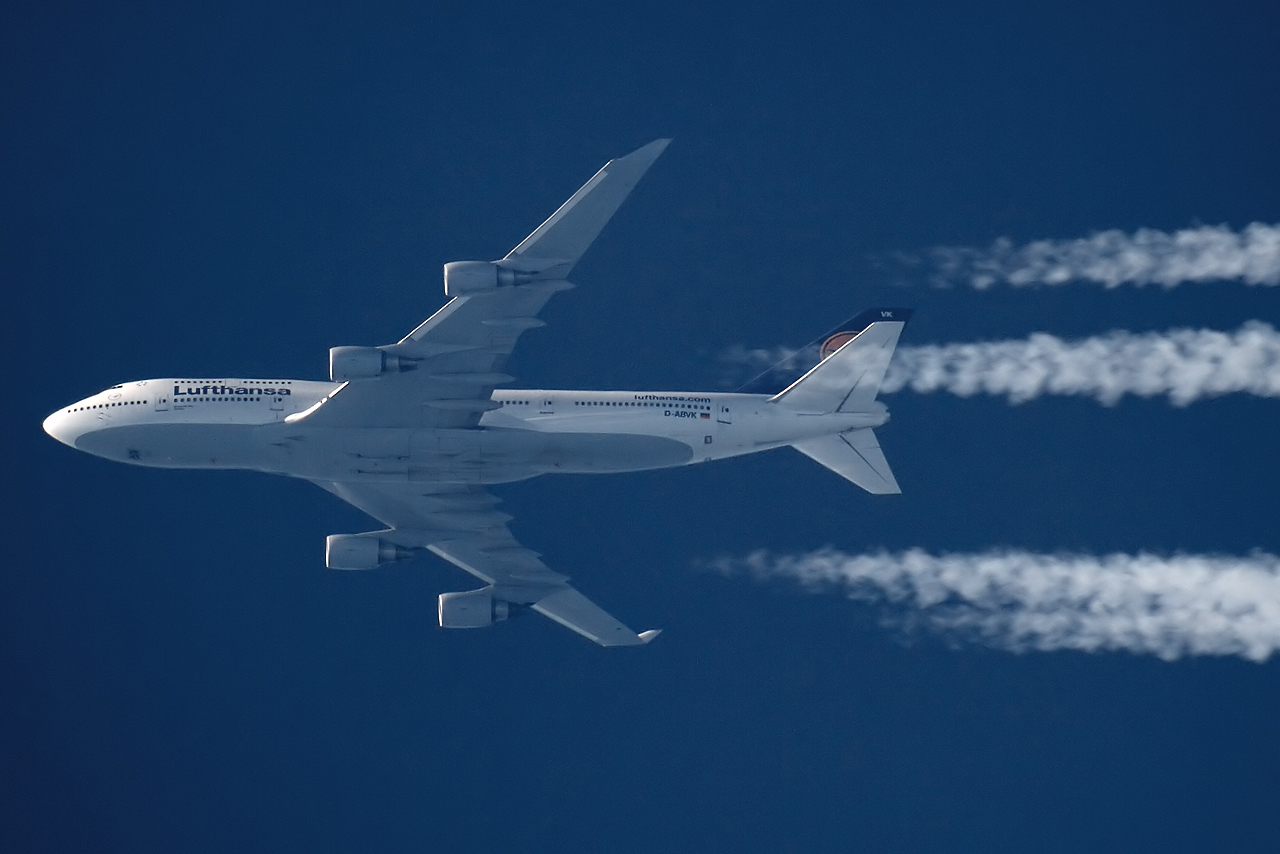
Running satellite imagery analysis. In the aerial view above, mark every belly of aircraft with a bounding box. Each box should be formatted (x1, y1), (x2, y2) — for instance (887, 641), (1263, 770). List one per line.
(521, 430), (694, 475)
(78, 422), (695, 483)
(404, 428), (694, 481)
(74, 422), (271, 469)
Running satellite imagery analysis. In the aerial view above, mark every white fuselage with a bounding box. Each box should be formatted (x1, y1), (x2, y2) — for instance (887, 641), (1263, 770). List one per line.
(42, 377), (889, 484)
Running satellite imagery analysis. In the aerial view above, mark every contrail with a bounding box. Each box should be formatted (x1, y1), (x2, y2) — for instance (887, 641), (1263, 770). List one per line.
(927, 222), (1280, 288)
(724, 322), (1280, 406)
(882, 322), (1280, 405)
(716, 548), (1280, 661)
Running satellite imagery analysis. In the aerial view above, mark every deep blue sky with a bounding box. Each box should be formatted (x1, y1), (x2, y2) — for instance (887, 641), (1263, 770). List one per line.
(6, 3), (1280, 852)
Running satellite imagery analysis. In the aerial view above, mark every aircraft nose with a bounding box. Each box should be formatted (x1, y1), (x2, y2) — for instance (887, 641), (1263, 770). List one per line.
(43, 408), (78, 448)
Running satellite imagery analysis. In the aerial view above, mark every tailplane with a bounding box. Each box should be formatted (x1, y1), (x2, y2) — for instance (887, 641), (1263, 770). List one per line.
(774, 308), (911, 495)
(792, 428), (901, 494)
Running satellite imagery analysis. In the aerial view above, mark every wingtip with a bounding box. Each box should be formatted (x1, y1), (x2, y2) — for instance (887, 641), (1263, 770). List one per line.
(638, 629), (663, 644)
(619, 139), (671, 163)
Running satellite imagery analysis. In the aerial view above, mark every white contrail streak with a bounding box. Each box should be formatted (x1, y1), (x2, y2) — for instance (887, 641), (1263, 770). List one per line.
(724, 323), (1280, 406)
(881, 322), (1280, 405)
(717, 549), (1280, 661)
(928, 222), (1280, 288)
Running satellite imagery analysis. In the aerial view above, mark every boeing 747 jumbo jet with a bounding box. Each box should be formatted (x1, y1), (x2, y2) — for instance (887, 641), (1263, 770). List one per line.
(43, 140), (911, 647)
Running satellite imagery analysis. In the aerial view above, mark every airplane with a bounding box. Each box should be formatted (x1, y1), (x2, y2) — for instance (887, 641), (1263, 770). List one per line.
(42, 139), (911, 647)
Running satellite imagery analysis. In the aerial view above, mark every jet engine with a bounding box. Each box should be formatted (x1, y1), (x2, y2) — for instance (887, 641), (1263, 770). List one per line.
(438, 587), (514, 628)
(325, 534), (413, 570)
(329, 346), (416, 381)
(443, 261), (539, 296)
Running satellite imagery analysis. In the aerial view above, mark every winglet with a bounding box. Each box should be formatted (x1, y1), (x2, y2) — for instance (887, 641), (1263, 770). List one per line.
(638, 629), (663, 644)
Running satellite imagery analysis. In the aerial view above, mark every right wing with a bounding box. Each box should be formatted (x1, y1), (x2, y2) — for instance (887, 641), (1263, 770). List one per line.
(315, 480), (660, 647)
(296, 140), (671, 430)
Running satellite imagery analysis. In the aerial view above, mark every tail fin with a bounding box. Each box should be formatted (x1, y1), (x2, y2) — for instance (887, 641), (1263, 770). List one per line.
(739, 307), (909, 395)
(792, 429), (901, 494)
(771, 309), (911, 413)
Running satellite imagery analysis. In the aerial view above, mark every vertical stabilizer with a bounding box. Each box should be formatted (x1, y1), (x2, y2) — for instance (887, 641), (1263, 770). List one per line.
(740, 307), (898, 395)
(771, 309), (910, 413)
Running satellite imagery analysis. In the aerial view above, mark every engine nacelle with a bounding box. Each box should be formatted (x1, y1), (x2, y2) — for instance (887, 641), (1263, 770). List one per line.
(329, 346), (412, 381)
(444, 261), (536, 297)
(325, 534), (412, 570)
(438, 587), (512, 628)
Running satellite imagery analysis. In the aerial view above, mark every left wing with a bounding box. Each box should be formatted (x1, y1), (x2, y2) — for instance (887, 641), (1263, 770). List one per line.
(297, 140), (670, 429)
(315, 480), (660, 647)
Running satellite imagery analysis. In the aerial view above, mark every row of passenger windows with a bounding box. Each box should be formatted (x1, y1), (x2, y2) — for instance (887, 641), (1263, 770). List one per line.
(71, 400), (145, 411)
(176, 380), (294, 385)
(177, 397), (263, 403)
(574, 400), (709, 409)
(70, 396), (273, 412)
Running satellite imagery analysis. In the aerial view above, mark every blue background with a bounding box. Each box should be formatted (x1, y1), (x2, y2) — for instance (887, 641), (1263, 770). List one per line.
(5, 2), (1280, 851)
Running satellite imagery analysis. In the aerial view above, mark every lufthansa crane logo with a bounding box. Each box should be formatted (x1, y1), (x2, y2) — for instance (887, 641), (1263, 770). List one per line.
(820, 331), (856, 360)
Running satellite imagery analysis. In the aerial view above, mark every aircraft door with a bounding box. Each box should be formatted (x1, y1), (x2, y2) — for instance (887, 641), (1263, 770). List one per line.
(539, 396), (554, 415)
(153, 385), (169, 411)
(716, 403), (731, 424)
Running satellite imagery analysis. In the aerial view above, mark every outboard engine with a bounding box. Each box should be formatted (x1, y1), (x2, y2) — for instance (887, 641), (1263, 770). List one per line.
(443, 261), (541, 296)
(325, 534), (413, 570)
(438, 587), (515, 628)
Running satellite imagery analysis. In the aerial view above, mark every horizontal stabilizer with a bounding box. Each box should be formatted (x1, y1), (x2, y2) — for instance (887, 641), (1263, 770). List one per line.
(792, 428), (901, 494)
